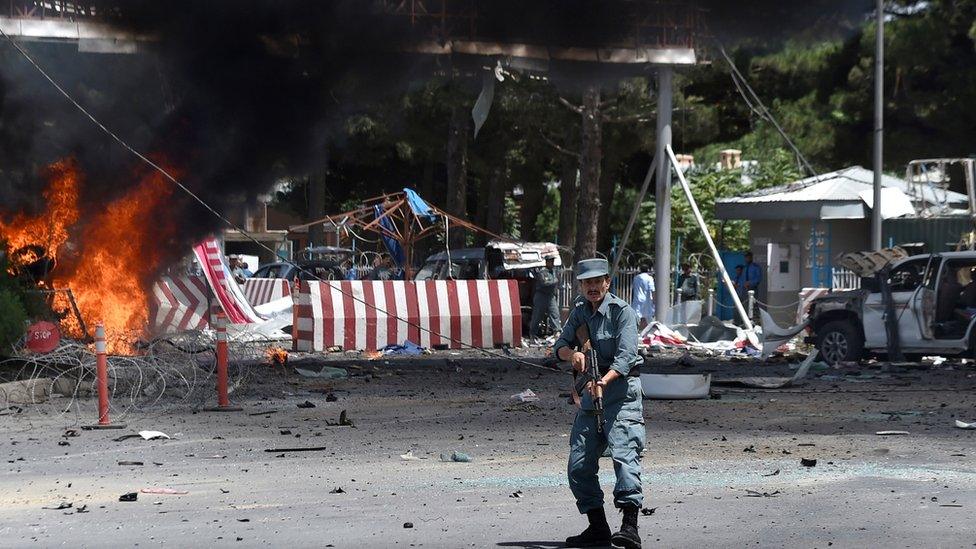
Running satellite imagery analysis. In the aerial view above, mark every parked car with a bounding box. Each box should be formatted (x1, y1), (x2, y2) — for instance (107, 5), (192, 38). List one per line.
(415, 241), (563, 333)
(800, 251), (976, 364)
(251, 246), (354, 281)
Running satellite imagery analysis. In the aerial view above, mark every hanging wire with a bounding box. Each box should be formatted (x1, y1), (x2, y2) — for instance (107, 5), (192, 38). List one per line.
(716, 42), (820, 180)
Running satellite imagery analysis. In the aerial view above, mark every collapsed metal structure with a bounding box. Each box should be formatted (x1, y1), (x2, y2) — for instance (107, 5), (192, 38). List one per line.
(291, 190), (513, 279)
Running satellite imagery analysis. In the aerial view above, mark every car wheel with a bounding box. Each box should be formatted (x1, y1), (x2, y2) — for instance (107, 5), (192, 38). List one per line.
(816, 320), (864, 365)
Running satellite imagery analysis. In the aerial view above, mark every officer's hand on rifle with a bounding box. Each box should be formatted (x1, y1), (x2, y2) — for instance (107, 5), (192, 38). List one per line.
(570, 351), (587, 373)
(587, 377), (607, 398)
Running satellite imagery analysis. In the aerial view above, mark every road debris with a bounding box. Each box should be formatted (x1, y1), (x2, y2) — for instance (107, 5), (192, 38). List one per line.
(762, 469), (780, 477)
(118, 461), (144, 466)
(800, 458), (817, 467)
(329, 487), (345, 494)
(297, 400), (316, 408)
(640, 508), (656, 516)
(510, 389), (539, 403)
(439, 451), (471, 463)
(42, 502), (72, 510)
(876, 431), (910, 436)
(400, 450), (423, 461)
(954, 420), (976, 430)
(141, 488), (188, 495)
(510, 491), (523, 498)
(119, 492), (138, 502)
(138, 430), (170, 440)
(745, 490), (781, 497)
(326, 410), (354, 427)
(712, 353), (816, 389)
(248, 409), (279, 416)
(325, 393), (338, 402)
(403, 522), (414, 528)
(294, 366), (348, 379)
(640, 373), (711, 399)
(264, 446), (328, 453)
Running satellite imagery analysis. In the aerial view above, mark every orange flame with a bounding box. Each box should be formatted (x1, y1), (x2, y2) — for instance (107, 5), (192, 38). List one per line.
(265, 345), (288, 367)
(0, 160), (80, 269)
(2, 159), (178, 354)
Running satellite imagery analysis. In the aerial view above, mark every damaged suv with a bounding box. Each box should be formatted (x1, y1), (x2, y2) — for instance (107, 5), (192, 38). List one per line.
(797, 252), (976, 364)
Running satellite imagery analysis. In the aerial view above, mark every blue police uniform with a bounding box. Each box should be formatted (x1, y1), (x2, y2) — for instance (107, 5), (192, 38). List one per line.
(530, 266), (561, 337)
(553, 287), (645, 514)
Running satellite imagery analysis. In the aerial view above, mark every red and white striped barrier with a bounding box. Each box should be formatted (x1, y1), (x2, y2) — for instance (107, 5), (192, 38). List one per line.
(415, 279), (521, 350)
(193, 238), (264, 324)
(293, 279), (521, 352)
(150, 276), (212, 334)
(796, 287), (830, 324)
(243, 277), (292, 306)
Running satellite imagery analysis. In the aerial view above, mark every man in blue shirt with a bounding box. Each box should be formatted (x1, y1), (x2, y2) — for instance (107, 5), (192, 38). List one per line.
(743, 251), (762, 294)
(629, 263), (655, 329)
(554, 258), (645, 549)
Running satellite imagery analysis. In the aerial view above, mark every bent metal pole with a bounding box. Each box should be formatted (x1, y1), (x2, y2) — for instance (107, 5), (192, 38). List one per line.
(610, 154), (657, 279)
(665, 145), (754, 331)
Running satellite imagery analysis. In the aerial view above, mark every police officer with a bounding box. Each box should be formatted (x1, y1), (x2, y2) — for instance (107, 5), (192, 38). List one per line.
(554, 258), (645, 548)
(529, 256), (561, 338)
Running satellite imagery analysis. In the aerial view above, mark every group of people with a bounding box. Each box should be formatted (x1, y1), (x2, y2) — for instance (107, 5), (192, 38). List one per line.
(628, 263), (700, 329)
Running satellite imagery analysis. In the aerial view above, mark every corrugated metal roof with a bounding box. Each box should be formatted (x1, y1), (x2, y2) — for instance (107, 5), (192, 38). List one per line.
(716, 166), (968, 206)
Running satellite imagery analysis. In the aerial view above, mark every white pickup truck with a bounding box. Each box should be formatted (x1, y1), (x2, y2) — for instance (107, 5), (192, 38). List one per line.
(767, 251), (976, 365)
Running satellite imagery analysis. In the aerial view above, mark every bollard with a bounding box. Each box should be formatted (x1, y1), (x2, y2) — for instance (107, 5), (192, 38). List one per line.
(707, 288), (715, 317)
(747, 290), (755, 321)
(204, 313), (242, 412)
(82, 323), (124, 430)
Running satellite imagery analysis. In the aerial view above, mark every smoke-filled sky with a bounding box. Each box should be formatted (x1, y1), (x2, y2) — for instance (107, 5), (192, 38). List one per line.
(0, 0), (873, 257)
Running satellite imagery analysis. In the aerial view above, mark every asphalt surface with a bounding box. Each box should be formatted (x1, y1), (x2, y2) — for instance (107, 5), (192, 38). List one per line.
(2, 348), (976, 548)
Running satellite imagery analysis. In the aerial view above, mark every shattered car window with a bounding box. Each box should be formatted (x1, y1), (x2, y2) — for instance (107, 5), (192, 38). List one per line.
(887, 258), (930, 293)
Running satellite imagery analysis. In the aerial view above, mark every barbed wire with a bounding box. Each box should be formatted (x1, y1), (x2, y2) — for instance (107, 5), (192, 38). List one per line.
(0, 330), (275, 423)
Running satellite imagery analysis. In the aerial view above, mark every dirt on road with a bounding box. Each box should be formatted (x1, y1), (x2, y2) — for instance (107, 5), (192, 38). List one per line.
(2, 348), (975, 548)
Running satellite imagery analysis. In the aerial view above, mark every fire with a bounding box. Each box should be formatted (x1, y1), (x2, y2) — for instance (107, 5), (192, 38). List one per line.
(0, 160), (80, 269)
(265, 345), (288, 367)
(1, 159), (178, 354)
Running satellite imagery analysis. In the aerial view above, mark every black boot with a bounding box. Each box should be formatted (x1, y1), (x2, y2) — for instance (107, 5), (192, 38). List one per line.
(565, 507), (612, 548)
(610, 506), (640, 549)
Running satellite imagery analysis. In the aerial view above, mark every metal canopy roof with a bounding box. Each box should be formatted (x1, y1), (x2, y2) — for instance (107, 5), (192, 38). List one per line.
(715, 166), (969, 221)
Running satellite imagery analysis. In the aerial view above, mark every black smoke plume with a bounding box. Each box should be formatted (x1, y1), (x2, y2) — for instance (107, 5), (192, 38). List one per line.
(0, 0), (872, 270)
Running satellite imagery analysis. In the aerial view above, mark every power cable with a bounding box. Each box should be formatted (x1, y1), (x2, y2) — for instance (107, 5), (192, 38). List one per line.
(716, 42), (820, 180)
(0, 29), (562, 375)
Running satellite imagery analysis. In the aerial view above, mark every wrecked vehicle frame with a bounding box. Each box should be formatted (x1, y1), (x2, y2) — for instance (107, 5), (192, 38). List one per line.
(801, 251), (976, 364)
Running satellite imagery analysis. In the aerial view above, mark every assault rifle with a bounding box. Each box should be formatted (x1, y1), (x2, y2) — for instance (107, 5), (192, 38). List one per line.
(573, 325), (604, 435)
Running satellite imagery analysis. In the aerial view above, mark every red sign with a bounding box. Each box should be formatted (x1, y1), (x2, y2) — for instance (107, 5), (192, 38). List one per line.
(26, 321), (60, 354)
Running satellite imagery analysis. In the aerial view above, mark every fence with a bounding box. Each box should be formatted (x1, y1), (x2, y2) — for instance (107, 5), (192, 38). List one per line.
(831, 267), (861, 290)
(559, 267), (642, 311)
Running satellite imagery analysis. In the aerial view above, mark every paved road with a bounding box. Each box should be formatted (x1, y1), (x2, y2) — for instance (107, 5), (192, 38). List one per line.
(2, 353), (975, 547)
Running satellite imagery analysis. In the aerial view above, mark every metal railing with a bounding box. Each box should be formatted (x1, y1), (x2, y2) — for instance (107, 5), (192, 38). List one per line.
(559, 267), (643, 310)
(831, 267), (861, 290)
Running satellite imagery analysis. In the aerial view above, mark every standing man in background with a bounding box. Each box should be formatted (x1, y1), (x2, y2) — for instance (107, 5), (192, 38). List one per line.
(530, 255), (561, 338)
(743, 251), (762, 321)
(630, 263), (655, 329)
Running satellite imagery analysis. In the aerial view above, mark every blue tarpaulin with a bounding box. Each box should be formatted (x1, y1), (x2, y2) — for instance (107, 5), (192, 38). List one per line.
(403, 188), (438, 222)
(374, 205), (406, 268)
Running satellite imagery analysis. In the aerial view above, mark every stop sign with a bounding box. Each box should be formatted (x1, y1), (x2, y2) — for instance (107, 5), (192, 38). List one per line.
(26, 321), (60, 354)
